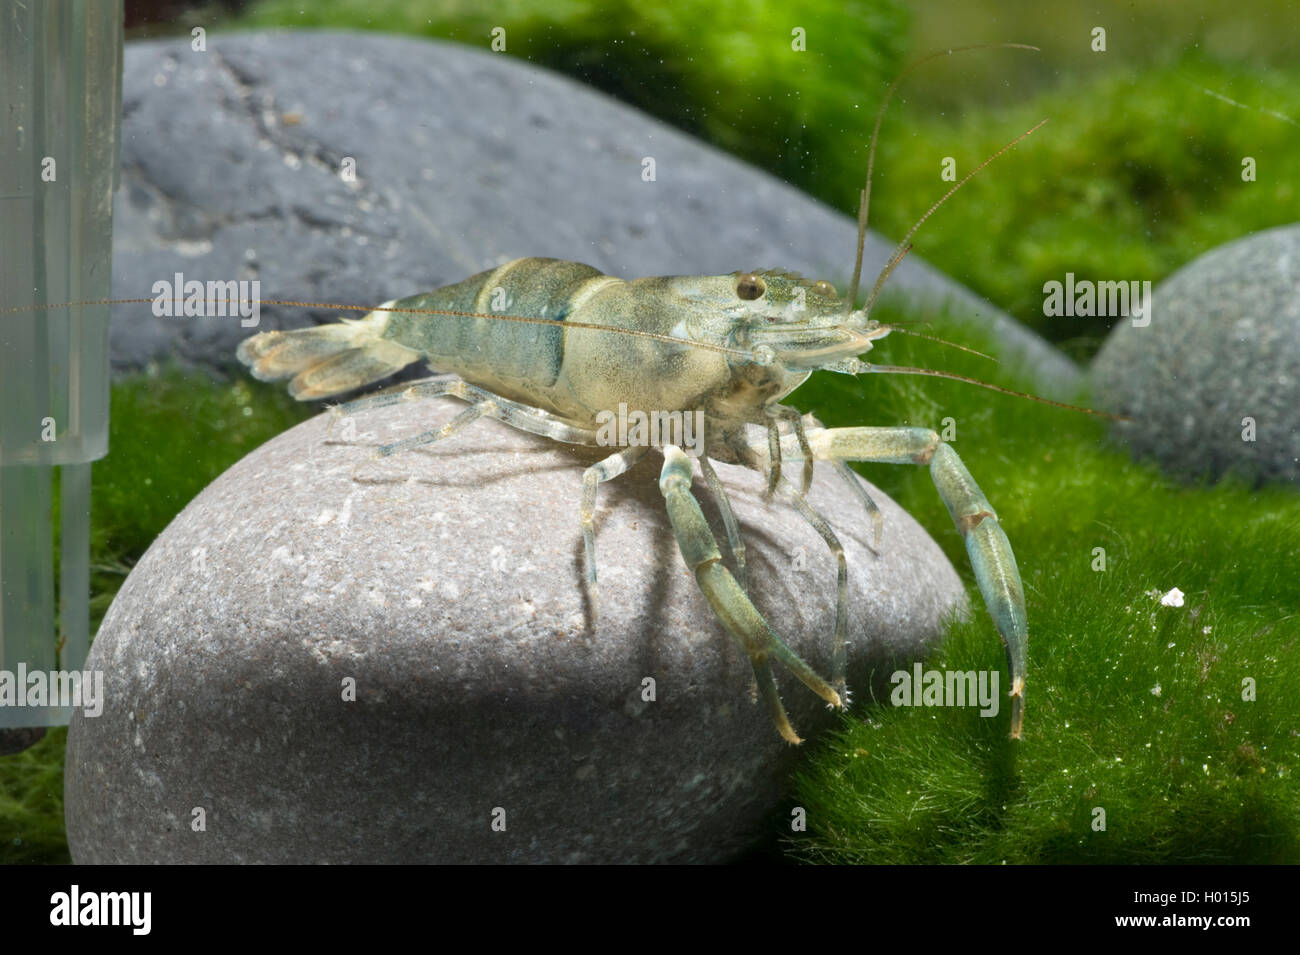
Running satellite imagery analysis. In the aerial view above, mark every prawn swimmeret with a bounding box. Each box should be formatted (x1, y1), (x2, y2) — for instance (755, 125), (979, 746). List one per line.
(233, 49), (1068, 743)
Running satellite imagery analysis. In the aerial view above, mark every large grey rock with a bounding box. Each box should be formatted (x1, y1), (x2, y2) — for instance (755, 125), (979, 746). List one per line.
(66, 398), (968, 863)
(1092, 225), (1300, 485)
(111, 31), (1081, 395)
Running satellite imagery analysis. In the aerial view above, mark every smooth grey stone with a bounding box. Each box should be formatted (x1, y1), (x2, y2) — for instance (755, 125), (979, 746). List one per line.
(111, 31), (1081, 396)
(1092, 225), (1300, 485)
(66, 397), (972, 863)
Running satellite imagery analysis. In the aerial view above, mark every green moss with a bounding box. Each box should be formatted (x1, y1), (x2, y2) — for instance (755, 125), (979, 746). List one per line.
(0, 728), (71, 865)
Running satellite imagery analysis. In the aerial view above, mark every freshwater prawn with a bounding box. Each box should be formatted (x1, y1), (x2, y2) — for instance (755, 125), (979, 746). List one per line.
(234, 47), (1075, 745)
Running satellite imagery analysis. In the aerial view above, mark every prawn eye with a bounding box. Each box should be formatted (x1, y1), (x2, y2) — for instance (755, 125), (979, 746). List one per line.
(736, 273), (766, 301)
(813, 280), (836, 297)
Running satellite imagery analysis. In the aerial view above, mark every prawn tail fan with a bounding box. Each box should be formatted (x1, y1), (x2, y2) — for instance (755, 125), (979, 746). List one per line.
(236, 308), (423, 401)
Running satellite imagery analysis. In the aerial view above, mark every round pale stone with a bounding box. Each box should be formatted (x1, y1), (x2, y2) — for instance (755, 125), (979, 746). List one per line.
(66, 397), (966, 863)
(1093, 224), (1300, 485)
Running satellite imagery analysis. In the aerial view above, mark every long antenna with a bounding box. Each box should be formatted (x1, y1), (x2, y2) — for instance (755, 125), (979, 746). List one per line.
(863, 362), (1131, 421)
(858, 116), (1049, 318)
(844, 43), (1041, 313)
(883, 326), (999, 362)
(879, 118), (1049, 285)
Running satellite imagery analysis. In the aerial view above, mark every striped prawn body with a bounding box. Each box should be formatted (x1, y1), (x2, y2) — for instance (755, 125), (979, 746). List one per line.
(242, 256), (815, 435)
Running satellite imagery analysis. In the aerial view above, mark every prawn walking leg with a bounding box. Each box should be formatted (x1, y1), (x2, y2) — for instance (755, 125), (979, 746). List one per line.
(770, 475), (851, 702)
(831, 460), (883, 552)
(763, 406), (816, 496)
(730, 436), (856, 699)
(658, 445), (842, 744)
(753, 424), (1029, 738)
(697, 453), (748, 592)
(327, 375), (599, 447)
